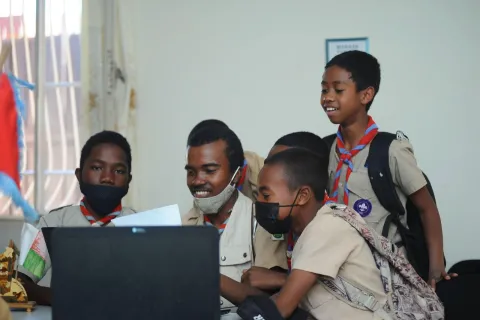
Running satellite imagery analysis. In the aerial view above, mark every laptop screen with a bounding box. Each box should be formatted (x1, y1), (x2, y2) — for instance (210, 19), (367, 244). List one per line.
(50, 226), (220, 320)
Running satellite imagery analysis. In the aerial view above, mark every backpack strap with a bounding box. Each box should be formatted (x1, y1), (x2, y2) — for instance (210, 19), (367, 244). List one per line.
(367, 132), (405, 238)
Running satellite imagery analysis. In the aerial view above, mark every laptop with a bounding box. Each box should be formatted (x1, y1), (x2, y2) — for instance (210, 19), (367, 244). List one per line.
(50, 226), (220, 320)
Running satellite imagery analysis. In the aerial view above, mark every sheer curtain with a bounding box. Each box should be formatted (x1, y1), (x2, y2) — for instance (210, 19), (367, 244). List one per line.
(80, 0), (138, 208)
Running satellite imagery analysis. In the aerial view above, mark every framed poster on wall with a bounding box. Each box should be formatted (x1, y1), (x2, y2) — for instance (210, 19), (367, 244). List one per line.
(325, 37), (369, 62)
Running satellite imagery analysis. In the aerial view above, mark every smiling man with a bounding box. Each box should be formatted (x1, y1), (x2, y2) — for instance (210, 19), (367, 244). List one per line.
(182, 125), (286, 313)
(17, 130), (136, 305)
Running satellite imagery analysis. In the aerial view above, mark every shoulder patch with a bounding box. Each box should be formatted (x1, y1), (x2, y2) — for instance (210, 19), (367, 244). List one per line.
(396, 130), (409, 141)
(49, 204), (73, 213)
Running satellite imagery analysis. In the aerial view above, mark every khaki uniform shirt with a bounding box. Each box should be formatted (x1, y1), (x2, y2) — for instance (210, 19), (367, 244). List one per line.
(327, 138), (427, 252)
(292, 205), (387, 320)
(17, 205), (136, 285)
(241, 151), (264, 201)
(182, 192), (286, 310)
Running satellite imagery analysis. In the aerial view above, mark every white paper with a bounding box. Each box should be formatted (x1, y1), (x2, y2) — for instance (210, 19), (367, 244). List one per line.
(18, 222), (40, 265)
(111, 204), (182, 227)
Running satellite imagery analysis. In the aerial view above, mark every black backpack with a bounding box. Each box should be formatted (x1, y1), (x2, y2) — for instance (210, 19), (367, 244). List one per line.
(324, 131), (444, 281)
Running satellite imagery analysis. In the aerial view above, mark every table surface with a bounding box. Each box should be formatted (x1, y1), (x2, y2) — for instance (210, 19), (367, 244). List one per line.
(11, 306), (242, 320)
(11, 306), (50, 320)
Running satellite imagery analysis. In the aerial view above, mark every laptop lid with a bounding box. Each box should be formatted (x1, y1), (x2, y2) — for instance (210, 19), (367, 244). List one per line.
(51, 226), (220, 320)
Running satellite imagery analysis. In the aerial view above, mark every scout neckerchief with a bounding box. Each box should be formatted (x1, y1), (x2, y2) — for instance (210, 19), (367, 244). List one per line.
(286, 231), (299, 273)
(204, 212), (231, 236)
(80, 197), (122, 227)
(326, 116), (378, 205)
(236, 159), (248, 192)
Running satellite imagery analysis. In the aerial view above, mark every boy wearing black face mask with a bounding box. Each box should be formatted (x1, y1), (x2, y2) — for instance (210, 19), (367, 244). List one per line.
(17, 130), (136, 305)
(220, 148), (389, 319)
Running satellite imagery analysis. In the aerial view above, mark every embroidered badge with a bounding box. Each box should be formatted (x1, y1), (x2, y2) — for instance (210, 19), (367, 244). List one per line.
(353, 199), (372, 217)
(271, 234), (284, 241)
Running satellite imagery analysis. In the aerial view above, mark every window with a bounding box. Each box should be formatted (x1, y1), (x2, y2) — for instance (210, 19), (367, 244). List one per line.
(0, 0), (82, 217)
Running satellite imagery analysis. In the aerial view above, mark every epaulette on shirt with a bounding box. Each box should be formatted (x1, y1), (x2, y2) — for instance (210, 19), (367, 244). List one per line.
(396, 130), (409, 141)
(49, 204), (73, 213)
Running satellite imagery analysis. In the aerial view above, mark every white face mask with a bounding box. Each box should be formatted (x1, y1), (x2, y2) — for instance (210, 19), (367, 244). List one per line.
(194, 167), (240, 214)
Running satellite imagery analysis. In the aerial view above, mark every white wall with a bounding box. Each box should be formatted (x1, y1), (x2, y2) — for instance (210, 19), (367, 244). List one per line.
(130, 0), (480, 267)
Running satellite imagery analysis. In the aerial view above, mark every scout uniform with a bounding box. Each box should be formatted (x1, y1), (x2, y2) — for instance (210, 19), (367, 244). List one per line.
(17, 205), (136, 285)
(182, 192), (286, 311)
(292, 205), (387, 319)
(327, 120), (426, 256)
(240, 151), (264, 201)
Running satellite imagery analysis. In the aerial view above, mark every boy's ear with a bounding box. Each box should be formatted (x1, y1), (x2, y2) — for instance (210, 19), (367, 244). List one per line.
(360, 86), (376, 105)
(75, 168), (81, 183)
(296, 186), (313, 206)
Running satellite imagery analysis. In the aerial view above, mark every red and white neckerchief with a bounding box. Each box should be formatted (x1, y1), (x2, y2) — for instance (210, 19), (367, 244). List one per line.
(326, 116), (378, 205)
(80, 197), (122, 227)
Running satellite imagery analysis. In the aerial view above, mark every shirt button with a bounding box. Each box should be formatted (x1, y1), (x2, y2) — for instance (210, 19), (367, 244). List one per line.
(339, 182), (343, 187)
(221, 256), (226, 261)
(220, 300), (223, 305)
(243, 253), (247, 258)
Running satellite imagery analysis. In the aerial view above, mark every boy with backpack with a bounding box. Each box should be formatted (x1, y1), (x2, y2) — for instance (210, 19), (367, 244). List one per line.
(321, 50), (452, 286)
(220, 148), (444, 320)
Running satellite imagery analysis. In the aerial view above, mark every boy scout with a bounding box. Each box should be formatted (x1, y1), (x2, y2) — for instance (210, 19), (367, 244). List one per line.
(187, 119), (264, 201)
(241, 131), (330, 290)
(321, 50), (448, 286)
(182, 125), (285, 312)
(220, 148), (387, 319)
(17, 131), (136, 305)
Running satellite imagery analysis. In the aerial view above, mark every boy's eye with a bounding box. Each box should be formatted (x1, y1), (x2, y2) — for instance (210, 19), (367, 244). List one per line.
(186, 169), (195, 177)
(115, 169), (126, 174)
(91, 166), (101, 171)
(335, 89), (344, 94)
(261, 193), (270, 200)
(321, 88), (328, 94)
(205, 169), (217, 174)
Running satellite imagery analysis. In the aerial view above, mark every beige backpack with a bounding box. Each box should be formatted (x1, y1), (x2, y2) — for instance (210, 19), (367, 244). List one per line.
(320, 204), (444, 320)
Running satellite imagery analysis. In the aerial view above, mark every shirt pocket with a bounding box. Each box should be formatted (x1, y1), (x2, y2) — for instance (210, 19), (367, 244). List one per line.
(302, 282), (334, 311)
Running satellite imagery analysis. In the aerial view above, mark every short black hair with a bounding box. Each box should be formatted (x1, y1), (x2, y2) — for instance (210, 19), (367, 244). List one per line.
(187, 119), (229, 144)
(325, 50), (381, 111)
(188, 126), (245, 174)
(80, 130), (132, 172)
(264, 148), (328, 202)
(274, 131), (329, 157)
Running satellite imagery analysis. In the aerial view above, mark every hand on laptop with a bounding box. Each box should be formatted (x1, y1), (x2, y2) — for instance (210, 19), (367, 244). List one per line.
(241, 267), (287, 291)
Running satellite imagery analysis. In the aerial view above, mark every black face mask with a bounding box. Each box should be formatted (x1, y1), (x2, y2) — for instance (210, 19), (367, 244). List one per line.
(79, 182), (128, 217)
(255, 192), (300, 235)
